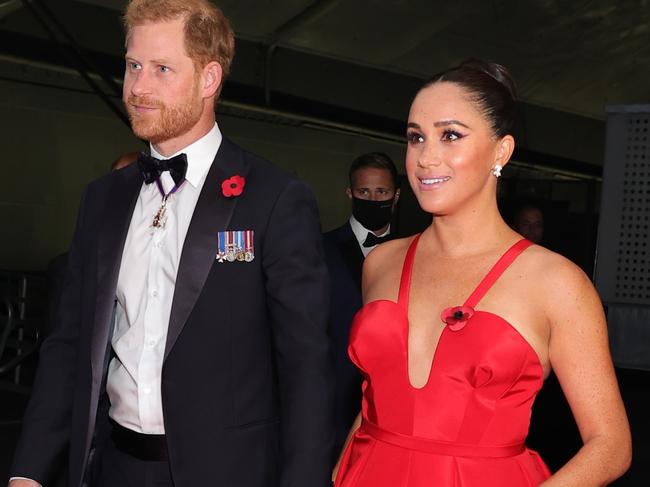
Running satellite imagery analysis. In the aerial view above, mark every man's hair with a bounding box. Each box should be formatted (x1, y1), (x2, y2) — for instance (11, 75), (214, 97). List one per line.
(348, 152), (399, 189)
(111, 151), (140, 171)
(513, 201), (544, 222)
(123, 0), (235, 79)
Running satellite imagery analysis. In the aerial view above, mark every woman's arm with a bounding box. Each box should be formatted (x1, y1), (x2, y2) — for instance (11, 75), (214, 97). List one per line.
(332, 412), (362, 482)
(539, 257), (631, 486)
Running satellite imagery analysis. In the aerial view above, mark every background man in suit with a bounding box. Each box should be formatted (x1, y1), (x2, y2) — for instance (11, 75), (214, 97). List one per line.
(8, 1), (333, 486)
(513, 202), (545, 244)
(322, 152), (400, 458)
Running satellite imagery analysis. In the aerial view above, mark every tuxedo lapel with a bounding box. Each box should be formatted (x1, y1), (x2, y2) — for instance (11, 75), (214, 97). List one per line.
(91, 165), (141, 381)
(164, 138), (250, 361)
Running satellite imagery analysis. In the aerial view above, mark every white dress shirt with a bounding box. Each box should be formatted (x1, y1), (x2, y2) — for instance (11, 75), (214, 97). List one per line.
(349, 215), (391, 258)
(107, 123), (222, 434)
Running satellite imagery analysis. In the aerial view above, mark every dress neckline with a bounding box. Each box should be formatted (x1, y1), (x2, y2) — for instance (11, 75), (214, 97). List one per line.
(396, 234), (534, 390)
(397, 235), (532, 311)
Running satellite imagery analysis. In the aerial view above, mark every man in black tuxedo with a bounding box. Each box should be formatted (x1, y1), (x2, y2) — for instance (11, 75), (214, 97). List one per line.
(323, 152), (400, 458)
(9, 1), (333, 486)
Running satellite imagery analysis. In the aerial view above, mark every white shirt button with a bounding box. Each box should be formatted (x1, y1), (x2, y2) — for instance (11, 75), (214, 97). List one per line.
(143, 387), (151, 394)
(147, 340), (156, 348)
(152, 290), (158, 298)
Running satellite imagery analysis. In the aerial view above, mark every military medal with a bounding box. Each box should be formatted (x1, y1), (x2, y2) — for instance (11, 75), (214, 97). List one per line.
(151, 178), (184, 230)
(216, 232), (226, 262)
(151, 197), (168, 229)
(235, 231), (245, 261)
(244, 230), (254, 262)
(226, 231), (237, 261)
(216, 230), (254, 263)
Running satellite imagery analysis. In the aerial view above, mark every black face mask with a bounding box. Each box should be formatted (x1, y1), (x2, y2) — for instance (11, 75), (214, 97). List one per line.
(352, 196), (394, 231)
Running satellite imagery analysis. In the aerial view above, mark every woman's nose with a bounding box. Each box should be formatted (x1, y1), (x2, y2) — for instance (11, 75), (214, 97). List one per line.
(417, 143), (441, 168)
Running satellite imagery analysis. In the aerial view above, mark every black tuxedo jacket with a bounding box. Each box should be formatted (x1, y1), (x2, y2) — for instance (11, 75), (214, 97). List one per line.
(322, 222), (364, 454)
(11, 138), (334, 487)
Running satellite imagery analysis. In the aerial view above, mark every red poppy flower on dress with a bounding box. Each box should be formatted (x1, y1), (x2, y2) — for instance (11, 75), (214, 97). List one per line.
(441, 305), (475, 331)
(221, 174), (246, 197)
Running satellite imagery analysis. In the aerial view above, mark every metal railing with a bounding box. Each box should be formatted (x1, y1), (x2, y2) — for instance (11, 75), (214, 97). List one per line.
(0, 271), (46, 394)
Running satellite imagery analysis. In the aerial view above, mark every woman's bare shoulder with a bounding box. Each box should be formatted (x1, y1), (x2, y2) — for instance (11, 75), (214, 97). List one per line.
(364, 235), (416, 273)
(362, 235), (417, 300)
(519, 244), (597, 304)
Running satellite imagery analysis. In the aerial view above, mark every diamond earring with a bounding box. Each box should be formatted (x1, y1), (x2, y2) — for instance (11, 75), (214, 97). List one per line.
(491, 164), (503, 178)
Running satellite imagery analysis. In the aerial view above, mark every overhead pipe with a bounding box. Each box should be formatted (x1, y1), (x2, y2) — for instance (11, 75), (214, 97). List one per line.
(0, 0), (21, 20)
(18, 0), (130, 127)
(30, 0), (124, 97)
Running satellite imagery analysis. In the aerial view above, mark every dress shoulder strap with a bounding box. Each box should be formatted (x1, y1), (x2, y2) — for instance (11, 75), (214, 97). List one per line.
(464, 239), (532, 308)
(397, 234), (421, 307)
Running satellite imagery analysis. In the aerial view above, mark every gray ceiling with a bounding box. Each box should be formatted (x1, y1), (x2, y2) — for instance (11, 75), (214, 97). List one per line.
(74, 0), (650, 120)
(1, 0), (648, 171)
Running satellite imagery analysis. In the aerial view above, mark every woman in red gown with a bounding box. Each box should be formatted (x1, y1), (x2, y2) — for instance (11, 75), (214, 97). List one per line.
(333, 60), (631, 486)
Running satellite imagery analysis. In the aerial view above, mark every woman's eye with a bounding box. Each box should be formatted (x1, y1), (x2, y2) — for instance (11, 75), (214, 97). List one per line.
(406, 131), (424, 144)
(159, 65), (170, 73)
(442, 130), (463, 142)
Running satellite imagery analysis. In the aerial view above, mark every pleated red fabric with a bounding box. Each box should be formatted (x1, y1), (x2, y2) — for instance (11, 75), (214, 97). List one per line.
(335, 236), (551, 487)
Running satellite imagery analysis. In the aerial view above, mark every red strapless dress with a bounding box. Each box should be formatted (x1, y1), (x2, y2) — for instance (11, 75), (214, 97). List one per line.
(335, 236), (551, 486)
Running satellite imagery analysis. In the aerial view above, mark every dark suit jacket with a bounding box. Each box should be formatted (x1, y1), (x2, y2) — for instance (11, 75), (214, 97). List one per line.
(45, 252), (68, 341)
(322, 222), (364, 455)
(11, 138), (334, 487)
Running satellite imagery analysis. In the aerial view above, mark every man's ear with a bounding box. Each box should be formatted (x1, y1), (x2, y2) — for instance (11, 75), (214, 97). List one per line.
(202, 61), (223, 99)
(346, 187), (353, 200)
(392, 188), (401, 211)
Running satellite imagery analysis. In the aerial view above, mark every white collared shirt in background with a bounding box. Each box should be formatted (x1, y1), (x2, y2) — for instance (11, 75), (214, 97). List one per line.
(349, 215), (391, 258)
(107, 123), (222, 434)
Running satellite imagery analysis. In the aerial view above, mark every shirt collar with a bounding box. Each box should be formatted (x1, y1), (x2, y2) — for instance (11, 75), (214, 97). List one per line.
(349, 215), (390, 249)
(150, 122), (222, 188)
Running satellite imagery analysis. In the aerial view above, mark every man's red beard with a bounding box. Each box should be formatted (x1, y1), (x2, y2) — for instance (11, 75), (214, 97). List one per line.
(125, 91), (203, 144)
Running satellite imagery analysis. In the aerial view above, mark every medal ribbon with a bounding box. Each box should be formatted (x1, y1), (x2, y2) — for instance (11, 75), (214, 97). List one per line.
(155, 178), (185, 200)
(245, 230), (253, 253)
(151, 178), (185, 229)
(217, 232), (225, 255)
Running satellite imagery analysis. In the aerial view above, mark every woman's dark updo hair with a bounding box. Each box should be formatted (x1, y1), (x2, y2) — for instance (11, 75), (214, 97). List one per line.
(420, 59), (517, 138)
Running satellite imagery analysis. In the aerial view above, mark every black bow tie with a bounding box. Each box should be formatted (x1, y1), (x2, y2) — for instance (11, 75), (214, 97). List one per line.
(363, 232), (391, 248)
(137, 152), (188, 186)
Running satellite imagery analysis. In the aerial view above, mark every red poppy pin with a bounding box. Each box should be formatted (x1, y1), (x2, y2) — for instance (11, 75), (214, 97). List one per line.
(441, 305), (475, 331)
(221, 174), (246, 197)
